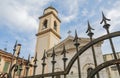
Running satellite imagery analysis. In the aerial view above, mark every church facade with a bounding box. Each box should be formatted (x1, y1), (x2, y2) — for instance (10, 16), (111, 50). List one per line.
(35, 6), (108, 78)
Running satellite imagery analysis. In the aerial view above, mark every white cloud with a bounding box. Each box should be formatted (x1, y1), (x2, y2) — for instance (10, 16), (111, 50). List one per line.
(0, 0), (52, 32)
(0, 0), (53, 56)
(59, 0), (86, 23)
(81, 8), (88, 16)
(106, 1), (120, 32)
(60, 14), (77, 23)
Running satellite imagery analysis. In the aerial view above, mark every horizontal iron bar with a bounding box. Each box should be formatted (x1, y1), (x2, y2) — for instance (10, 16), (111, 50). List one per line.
(23, 71), (64, 78)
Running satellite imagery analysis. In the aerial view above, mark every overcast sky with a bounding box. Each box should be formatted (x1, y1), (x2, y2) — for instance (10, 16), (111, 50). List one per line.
(0, 0), (120, 59)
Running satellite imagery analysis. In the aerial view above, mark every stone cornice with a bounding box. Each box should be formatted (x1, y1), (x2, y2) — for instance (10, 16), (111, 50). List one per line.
(36, 28), (61, 39)
(39, 11), (61, 23)
(0, 49), (27, 62)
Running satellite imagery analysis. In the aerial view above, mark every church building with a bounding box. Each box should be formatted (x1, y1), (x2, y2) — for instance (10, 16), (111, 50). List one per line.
(35, 6), (108, 78)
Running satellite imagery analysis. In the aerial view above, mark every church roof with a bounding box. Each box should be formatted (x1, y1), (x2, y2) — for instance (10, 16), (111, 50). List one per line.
(46, 35), (91, 55)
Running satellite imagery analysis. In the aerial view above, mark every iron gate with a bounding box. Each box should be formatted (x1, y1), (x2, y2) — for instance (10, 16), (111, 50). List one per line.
(23, 12), (120, 78)
(1, 12), (120, 78)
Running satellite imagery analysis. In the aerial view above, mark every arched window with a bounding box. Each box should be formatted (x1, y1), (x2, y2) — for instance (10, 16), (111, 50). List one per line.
(54, 21), (57, 31)
(87, 68), (95, 78)
(43, 20), (48, 29)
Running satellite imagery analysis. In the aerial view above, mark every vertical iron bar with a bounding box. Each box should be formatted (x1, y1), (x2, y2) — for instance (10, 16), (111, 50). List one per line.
(18, 68), (22, 78)
(42, 63), (45, 76)
(86, 21), (100, 78)
(52, 60), (55, 78)
(51, 48), (56, 78)
(25, 54), (30, 78)
(33, 52), (37, 77)
(76, 49), (81, 78)
(100, 12), (120, 75)
(90, 37), (100, 78)
(61, 45), (68, 78)
(42, 61), (46, 77)
(63, 61), (66, 78)
(41, 50), (46, 78)
(73, 30), (81, 78)
(25, 67), (29, 78)
(33, 64), (37, 77)
(18, 57), (24, 78)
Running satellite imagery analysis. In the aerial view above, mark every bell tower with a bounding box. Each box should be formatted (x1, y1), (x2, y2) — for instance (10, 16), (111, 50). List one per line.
(35, 6), (61, 74)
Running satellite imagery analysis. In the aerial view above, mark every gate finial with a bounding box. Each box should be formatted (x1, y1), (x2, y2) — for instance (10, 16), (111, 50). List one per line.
(73, 30), (79, 41)
(86, 21), (94, 37)
(73, 30), (80, 47)
(86, 21), (94, 33)
(61, 44), (68, 55)
(42, 50), (47, 61)
(51, 47), (56, 57)
(13, 40), (17, 53)
(100, 12), (111, 24)
(34, 52), (37, 62)
(100, 12), (111, 29)
(27, 54), (30, 64)
(61, 44), (68, 62)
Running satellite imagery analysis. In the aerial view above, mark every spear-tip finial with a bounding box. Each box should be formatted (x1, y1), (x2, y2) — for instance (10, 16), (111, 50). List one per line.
(27, 54), (30, 65)
(100, 11), (111, 25)
(34, 52), (37, 62)
(61, 44), (67, 55)
(14, 40), (17, 49)
(41, 50), (46, 60)
(73, 30), (79, 42)
(86, 21), (94, 33)
(51, 47), (56, 57)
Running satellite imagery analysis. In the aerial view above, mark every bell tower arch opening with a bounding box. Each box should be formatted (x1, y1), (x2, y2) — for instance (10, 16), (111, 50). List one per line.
(42, 19), (48, 29)
(54, 21), (57, 31)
